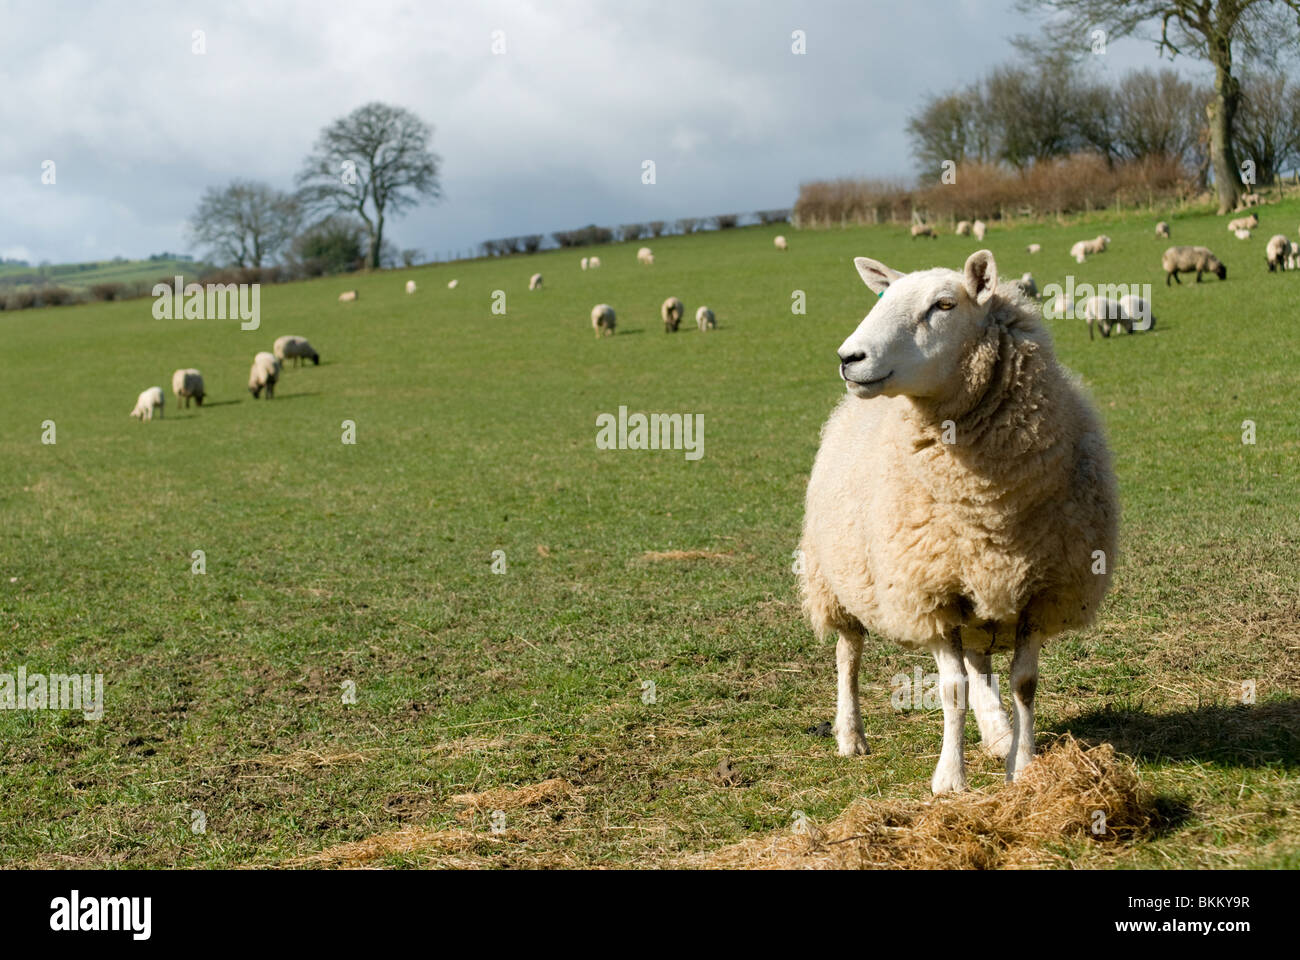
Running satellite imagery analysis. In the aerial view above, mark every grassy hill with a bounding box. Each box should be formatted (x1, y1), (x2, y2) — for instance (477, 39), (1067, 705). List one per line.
(0, 206), (1296, 868)
(0, 256), (208, 293)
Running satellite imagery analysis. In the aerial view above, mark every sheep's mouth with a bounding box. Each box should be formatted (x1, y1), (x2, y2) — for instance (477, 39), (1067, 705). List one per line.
(845, 370), (893, 397)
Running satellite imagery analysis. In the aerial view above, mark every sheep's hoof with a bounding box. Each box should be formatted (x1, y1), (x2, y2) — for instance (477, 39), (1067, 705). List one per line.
(833, 723), (870, 756)
(930, 765), (968, 795)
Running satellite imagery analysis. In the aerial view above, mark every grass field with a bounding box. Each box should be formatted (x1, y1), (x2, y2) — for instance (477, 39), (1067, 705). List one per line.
(1, 204), (1297, 868)
(0, 256), (205, 294)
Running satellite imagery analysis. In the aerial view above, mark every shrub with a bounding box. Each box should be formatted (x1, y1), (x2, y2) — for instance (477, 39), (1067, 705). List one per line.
(676, 217), (700, 234)
(89, 282), (126, 302)
(648, 220), (666, 237)
(619, 223), (645, 241)
(710, 214), (741, 230)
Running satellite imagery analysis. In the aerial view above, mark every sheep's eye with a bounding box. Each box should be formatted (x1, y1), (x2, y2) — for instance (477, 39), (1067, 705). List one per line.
(934, 298), (956, 312)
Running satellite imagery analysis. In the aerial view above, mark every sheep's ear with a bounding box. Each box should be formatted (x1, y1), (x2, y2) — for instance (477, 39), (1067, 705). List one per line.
(963, 249), (998, 305)
(854, 257), (903, 296)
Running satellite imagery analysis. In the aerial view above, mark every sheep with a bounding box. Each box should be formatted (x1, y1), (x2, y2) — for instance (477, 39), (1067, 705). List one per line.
(273, 335), (320, 367)
(1015, 272), (1038, 298)
(447, 279), (459, 289)
(1228, 213), (1259, 232)
(910, 224), (937, 239)
(972, 220), (987, 241)
(248, 351), (281, 399)
(338, 290), (358, 302)
(1265, 234), (1293, 272)
(661, 296), (684, 333)
(801, 249), (1118, 793)
(591, 303), (616, 338)
(405, 280), (417, 294)
(955, 221), (972, 237)
(170, 368), (205, 408)
(1234, 228), (1252, 240)
(1241, 193), (1262, 208)
(529, 273), (543, 291)
(588, 256), (601, 269)
(1119, 293), (1156, 333)
(775, 235), (789, 251)
(1162, 245), (1227, 285)
(637, 247), (654, 265)
(1026, 243), (1041, 254)
(696, 306), (716, 331)
(1069, 235), (1110, 263)
(581, 257), (589, 270)
(1155, 221), (1170, 239)
(129, 386), (164, 422)
(1081, 296), (1134, 340)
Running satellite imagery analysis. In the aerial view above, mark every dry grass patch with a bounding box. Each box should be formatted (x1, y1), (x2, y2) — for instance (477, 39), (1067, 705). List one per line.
(639, 550), (735, 562)
(450, 777), (574, 821)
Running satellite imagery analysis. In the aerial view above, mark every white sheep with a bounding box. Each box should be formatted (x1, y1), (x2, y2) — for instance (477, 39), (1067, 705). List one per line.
(529, 273), (543, 291)
(1234, 228), (1252, 240)
(591, 303), (615, 338)
(588, 256), (601, 269)
(1081, 296), (1133, 340)
(248, 351), (281, 399)
(338, 290), (358, 302)
(661, 296), (684, 333)
(910, 223), (937, 239)
(1265, 234), (1293, 272)
(581, 257), (589, 270)
(1228, 213), (1259, 232)
(696, 306), (716, 331)
(171, 368), (205, 408)
(637, 247), (654, 265)
(1026, 243), (1041, 254)
(405, 280), (417, 294)
(130, 386), (164, 422)
(775, 235), (788, 251)
(1155, 221), (1170, 239)
(447, 279), (459, 289)
(801, 249), (1118, 793)
(972, 220), (987, 240)
(1069, 234), (1110, 263)
(955, 221), (972, 237)
(273, 335), (320, 367)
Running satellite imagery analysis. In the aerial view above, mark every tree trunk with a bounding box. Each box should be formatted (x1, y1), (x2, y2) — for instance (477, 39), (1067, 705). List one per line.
(1208, 63), (1242, 214)
(371, 215), (385, 269)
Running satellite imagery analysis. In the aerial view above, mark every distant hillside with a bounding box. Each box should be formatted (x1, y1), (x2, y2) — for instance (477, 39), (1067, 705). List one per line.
(0, 256), (212, 292)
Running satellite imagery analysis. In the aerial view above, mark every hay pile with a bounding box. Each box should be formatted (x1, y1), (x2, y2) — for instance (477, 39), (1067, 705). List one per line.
(699, 737), (1156, 869)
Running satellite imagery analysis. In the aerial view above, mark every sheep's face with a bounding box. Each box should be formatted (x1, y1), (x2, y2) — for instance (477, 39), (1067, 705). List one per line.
(838, 250), (997, 401)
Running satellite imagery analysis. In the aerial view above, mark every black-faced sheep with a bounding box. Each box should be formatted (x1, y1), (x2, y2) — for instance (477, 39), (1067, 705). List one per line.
(591, 304), (615, 337)
(1162, 245), (1226, 285)
(273, 335), (320, 367)
(171, 369), (205, 408)
(661, 297), (684, 332)
(248, 351), (281, 399)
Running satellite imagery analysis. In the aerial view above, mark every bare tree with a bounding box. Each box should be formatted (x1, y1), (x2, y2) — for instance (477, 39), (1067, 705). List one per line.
(1015, 0), (1300, 212)
(296, 102), (442, 269)
(1113, 68), (1208, 170)
(1234, 71), (1300, 186)
(188, 180), (300, 268)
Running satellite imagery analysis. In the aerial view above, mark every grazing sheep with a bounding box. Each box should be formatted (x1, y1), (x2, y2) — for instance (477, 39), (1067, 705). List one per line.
(1070, 235), (1111, 263)
(972, 220), (987, 241)
(130, 386), (164, 422)
(1234, 228), (1252, 240)
(338, 290), (358, 302)
(529, 273), (543, 291)
(1162, 245), (1227, 285)
(955, 221), (972, 237)
(1082, 296), (1133, 340)
(447, 279), (458, 289)
(1155, 221), (1170, 239)
(801, 249), (1118, 793)
(588, 256), (601, 269)
(1228, 213), (1259, 232)
(581, 257), (589, 270)
(170, 368), (205, 408)
(696, 306), (716, 331)
(1241, 193), (1262, 208)
(591, 304), (616, 338)
(1119, 293), (1156, 333)
(1266, 234), (1293, 272)
(910, 224), (937, 239)
(661, 297), (684, 333)
(248, 351), (281, 399)
(637, 247), (654, 265)
(405, 280), (417, 294)
(775, 235), (788, 251)
(273, 335), (320, 367)
(1026, 243), (1041, 254)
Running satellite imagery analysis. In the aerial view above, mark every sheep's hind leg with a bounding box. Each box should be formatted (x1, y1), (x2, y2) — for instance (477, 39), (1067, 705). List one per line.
(1005, 616), (1043, 783)
(964, 647), (1011, 760)
(832, 629), (869, 756)
(931, 627), (968, 794)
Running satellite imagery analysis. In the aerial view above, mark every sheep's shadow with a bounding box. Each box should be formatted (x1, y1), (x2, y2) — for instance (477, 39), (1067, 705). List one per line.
(263, 392), (321, 401)
(194, 400), (242, 408)
(1049, 698), (1299, 770)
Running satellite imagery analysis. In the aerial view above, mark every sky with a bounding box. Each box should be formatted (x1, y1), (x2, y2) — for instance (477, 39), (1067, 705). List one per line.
(0, 0), (1199, 266)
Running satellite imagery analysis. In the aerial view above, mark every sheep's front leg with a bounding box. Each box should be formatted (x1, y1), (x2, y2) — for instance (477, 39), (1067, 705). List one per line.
(1006, 620), (1042, 782)
(931, 627), (968, 794)
(964, 648), (1011, 759)
(833, 630), (869, 756)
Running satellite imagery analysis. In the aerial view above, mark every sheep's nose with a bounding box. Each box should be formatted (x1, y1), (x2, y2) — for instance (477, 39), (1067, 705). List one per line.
(838, 350), (865, 378)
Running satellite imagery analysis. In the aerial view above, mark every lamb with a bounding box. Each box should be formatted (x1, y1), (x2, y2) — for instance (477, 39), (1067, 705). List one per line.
(1155, 221), (1170, 239)
(775, 235), (789, 251)
(1015, 273), (1038, 298)
(661, 296), (684, 333)
(1070, 235), (1110, 263)
(273, 335), (320, 367)
(588, 256), (601, 269)
(696, 306), (716, 331)
(248, 351), (281, 399)
(529, 273), (543, 291)
(1265, 234), (1293, 272)
(591, 304), (616, 338)
(170, 368), (205, 408)
(637, 247), (654, 265)
(1026, 243), (1041, 254)
(338, 290), (358, 302)
(801, 249), (1118, 794)
(447, 279), (459, 289)
(1227, 213), (1258, 232)
(1234, 228), (1252, 240)
(581, 257), (589, 270)
(1162, 245), (1227, 285)
(972, 220), (987, 241)
(1241, 193), (1261, 207)
(405, 280), (417, 294)
(955, 221), (972, 237)
(910, 224), (937, 239)
(129, 386), (164, 422)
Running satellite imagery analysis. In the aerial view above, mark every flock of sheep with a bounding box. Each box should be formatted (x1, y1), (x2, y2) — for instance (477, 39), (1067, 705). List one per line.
(578, 244), (742, 337)
(129, 334), (320, 422)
